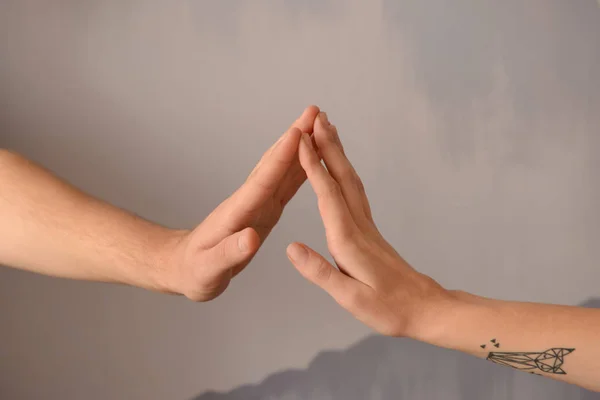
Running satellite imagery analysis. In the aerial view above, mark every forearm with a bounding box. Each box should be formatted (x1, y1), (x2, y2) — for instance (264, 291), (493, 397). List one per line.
(416, 290), (600, 392)
(0, 150), (183, 291)
(288, 112), (600, 391)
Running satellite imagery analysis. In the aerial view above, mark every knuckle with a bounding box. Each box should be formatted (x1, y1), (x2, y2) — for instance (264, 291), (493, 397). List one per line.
(313, 257), (332, 283)
(215, 242), (233, 264)
(339, 287), (366, 310)
(329, 229), (360, 252)
(273, 152), (293, 168)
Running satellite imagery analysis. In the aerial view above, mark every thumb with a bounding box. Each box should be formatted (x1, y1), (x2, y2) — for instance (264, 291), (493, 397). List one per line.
(203, 227), (260, 281)
(286, 242), (362, 304)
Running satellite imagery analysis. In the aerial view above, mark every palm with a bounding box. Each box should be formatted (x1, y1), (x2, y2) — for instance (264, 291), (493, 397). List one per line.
(202, 186), (284, 248)
(172, 106), (320, 301)
(246, 196), (284, 239)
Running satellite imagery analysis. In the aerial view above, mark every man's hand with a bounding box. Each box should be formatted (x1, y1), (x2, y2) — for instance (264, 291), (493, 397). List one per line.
(286, 112), (450, 337)
(163, 106), (320, 301)
(0, 106), (319, 303)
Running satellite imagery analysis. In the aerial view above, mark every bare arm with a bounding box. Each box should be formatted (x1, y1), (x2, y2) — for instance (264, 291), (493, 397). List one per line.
(0, 148), (181, 290)
(421, 291), (600, 385)
(286, 112), (600, 392)
(0, 105), (320, 300)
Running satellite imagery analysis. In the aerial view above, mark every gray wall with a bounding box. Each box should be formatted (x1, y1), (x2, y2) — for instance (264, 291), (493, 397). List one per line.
(0, 1), (599, 399)
(194, 301), (600, 400)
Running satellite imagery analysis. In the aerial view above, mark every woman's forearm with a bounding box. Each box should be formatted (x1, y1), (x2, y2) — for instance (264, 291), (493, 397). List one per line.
(0, 149), (181, 290)
(417, 291), (600, 392)
(286, 113), (599, 392)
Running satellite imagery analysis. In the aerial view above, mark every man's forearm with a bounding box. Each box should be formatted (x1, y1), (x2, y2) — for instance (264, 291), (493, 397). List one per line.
(0, 150), (183, 291)
(416, 291), (600, 392)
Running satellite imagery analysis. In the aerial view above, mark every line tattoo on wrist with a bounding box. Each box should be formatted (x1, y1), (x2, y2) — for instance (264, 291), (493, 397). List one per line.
(479, 338), (575, 375)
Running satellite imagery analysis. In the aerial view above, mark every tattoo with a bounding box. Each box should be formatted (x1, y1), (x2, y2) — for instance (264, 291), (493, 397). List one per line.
(480, 339), (575, 375)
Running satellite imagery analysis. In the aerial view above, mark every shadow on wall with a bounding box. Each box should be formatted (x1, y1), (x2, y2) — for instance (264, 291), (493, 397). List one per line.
(192, 299), (600, 400)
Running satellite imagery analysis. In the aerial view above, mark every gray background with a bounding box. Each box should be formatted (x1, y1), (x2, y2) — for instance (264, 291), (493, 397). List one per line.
(0, 1), (599, 399)
(193, 299), (600, 400)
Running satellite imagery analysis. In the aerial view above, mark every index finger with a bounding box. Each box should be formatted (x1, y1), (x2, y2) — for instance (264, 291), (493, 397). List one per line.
(234, 126), (303, 210)
(291, 105), (320, 133)
(245, 105), (320, 184)
(298, 133), (358, 241)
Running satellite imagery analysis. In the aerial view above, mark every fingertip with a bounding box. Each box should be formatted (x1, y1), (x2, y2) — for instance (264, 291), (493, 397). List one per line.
(285, 242), (297, 253)
(286, 242), (309, 265)
(294, 105), (321, 133)
(313, 115), (325, 133)
(305, 105), (321, 118)
(314, 111), (338, 140)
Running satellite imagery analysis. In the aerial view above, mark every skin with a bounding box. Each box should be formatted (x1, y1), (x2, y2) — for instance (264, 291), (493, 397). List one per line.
(1, 106), (599, 391)
(0, 106), (320, 302)
(286, 112), (600, 392)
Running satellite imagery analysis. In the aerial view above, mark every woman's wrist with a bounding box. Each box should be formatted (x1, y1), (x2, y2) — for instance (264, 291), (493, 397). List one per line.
(406, 287), (486, 347)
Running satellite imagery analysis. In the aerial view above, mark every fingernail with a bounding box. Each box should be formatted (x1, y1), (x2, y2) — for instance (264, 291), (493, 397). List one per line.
(238, 234), (249, 252)
(287, 244), (308, 264)
(320, 112), (330, 126)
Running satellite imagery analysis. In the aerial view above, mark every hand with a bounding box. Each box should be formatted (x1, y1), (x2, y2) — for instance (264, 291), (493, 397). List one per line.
(286, 112), (451, 338)
(161, 106), (320, 301)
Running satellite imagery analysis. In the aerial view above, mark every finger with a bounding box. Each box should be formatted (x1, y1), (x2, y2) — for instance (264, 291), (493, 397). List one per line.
(292, 105), (320, 133)
(274, 106), (321, 206)
(200, 227), (260, 283)
(314, 112), (373, 226)
(234, 106), (320, 210)
(314, 112), (344, 153)
(249, 105), (320, 178)
(275, 133), (320, 206)
(286, 242), (372, 312)
(233, 127), (303, 212)
(199, 108), (320, 244)
(275, 164), (307, 206)
(298, 132), (358, 240)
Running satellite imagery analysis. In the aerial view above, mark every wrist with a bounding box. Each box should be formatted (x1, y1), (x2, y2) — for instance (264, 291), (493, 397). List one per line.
(142, 227), (190, 295)
(406, 287), (484, 344)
